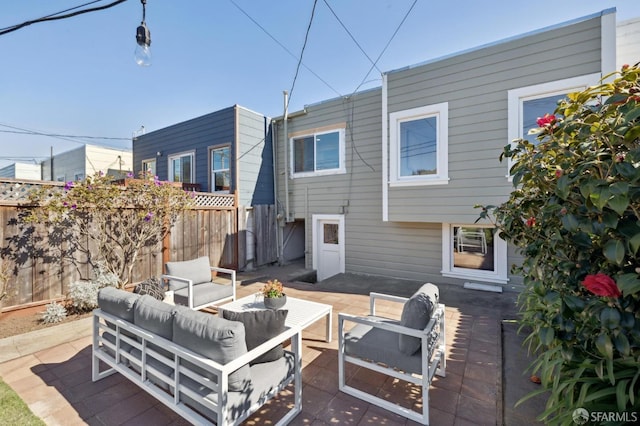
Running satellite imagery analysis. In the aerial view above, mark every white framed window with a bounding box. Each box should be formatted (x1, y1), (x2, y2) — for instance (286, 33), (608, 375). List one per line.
(441, 223), (508, 284)
(210, 145), (231, 192)
(507, 73), (600, 176)
(168, 151), (195, 183)
(290, 128), (345, 178)
(389, 102), (449, 186)
(142, 158), (156, 176)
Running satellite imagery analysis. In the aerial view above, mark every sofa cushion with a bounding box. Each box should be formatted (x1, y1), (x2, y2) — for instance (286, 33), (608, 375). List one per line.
(98, 287), (139, 322)
(165, 257), (212, 291)
(398, 283), (439, 355)
(134, 295), (175, 339)
(134, 277), (165, 301)
(222, 309), (288, 365)
(173, 308), (251, 391)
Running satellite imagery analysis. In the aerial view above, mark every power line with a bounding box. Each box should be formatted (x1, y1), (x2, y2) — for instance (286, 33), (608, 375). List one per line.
(0, 129), (130, 141)
(288, 0), (319, 110)
(351, 0), (418, 94)
(227, 0), (341, 99)
(0, 123), (131, 148)
(0, 0), (128, 36)
(322, 0), (380, 74)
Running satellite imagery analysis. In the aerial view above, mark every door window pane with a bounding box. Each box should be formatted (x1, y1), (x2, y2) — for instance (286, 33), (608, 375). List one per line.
(211, 147), (230, 191)
(169, 153), (193, 183)
(323, 223), (339, 244)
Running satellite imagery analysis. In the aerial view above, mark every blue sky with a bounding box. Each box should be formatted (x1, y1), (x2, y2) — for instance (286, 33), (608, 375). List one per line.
(1, 0), (639, 168)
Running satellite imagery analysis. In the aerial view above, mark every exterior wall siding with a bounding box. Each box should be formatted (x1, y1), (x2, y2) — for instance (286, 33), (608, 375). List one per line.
(386, 15), (604, 224)
(276, 12), (611, 289)
(133, 106), (236, 192)
(236, 107), (274, 206)
(617, 18), (640, 69)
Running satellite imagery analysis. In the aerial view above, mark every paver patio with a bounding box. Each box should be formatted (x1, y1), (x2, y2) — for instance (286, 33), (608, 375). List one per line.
(0, 263), (543, 425)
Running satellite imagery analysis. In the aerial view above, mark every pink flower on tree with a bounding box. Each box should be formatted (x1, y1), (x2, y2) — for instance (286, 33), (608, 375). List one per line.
(526, 217), (536, 227)
(536, 113), (556, 127)
(581, 273), (621, 298)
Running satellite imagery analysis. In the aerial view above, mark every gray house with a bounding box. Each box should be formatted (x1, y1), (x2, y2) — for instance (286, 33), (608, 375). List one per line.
(274, 9), (631, 289)
(133, 105), (273, 207)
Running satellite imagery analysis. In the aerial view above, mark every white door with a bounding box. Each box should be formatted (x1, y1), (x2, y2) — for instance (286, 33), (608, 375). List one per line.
(312, 214), (345, 281)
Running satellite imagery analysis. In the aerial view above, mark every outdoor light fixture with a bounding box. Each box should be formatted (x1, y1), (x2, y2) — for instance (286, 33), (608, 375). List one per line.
(134, 0), (151, 66)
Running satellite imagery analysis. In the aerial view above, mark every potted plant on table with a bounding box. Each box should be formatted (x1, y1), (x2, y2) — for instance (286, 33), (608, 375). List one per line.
(261, 279), (287, 310)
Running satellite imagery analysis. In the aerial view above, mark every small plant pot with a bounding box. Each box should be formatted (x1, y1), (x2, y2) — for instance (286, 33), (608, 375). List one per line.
(264, 294), (287, 310)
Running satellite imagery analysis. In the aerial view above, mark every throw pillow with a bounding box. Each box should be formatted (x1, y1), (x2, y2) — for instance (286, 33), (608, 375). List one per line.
(222, 309), (288, 365)
(134, 277), (165, 301)
(398, 283), (439, 355)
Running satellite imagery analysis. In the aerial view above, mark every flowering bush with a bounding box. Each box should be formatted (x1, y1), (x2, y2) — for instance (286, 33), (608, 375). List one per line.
(26, 171), (194, 288)
(261, 279), (285, 298)
(479, 64), (640, 423)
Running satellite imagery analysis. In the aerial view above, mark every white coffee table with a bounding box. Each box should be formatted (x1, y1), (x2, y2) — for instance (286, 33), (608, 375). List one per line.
(219, 294), (332, 342)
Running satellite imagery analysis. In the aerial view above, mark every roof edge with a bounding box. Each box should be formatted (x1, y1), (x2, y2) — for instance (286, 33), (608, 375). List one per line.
(385, 8), (617, 75)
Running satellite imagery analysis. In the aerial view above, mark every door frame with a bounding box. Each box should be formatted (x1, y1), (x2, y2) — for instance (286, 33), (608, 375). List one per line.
(311, 214), (345, 279)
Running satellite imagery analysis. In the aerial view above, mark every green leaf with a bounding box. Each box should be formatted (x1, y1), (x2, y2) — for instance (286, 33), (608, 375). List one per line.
(561, 214), (579, 232)
(616, 274), (640, 296)
(610, 181), (630, 195)
(596, 333), (613, 359)
(624, 125), (640, 142)
(590, 186), (611, 210)
(603, 239), (625, 265)
(600, 307), (621, 329)
(555, 175), (570, 200)
(624, 106), (640, 122)
(564, 294), (585, 311)
(629, 233), (640, 255)
(614, 333), (630, 356)
(608, 194), (629, 216)
(539, 327), (555, 346)
(615, 161), (639, 179)
(617, 379), (630, 412)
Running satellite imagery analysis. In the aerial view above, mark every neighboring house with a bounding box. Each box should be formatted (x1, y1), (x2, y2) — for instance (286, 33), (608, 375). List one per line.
(132, 105), (273, 206)
(0, 162), (41, 180)
(274, 9), (635, 288)
(41, 144), (133, 182)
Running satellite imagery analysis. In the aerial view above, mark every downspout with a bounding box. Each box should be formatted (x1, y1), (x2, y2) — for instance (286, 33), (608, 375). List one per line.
(283, 91), (290, 223)
(271, 119), (283, 264)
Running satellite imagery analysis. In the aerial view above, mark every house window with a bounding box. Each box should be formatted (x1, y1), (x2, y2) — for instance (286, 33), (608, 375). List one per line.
(290, 128), (345, 177)
(168, 151), (194, 183)
(441, 224), (508, 284)
(74, 172), (85, 181)
(142, 159), (156, 176)
(507, 73), (600, 176)
(389, 102), (448, 186)
(211, 146), (230, 192)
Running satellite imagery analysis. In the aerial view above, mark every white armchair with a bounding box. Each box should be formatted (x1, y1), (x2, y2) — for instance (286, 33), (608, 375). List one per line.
(161, 256), (236, 310)
(338, 284), (445, 424)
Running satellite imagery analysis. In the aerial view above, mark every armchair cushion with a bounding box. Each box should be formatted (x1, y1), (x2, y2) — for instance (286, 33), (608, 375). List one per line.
(173, 308), (251, 392)
(398, 283), (439, 355)
(165, 256), (213, 291)
(173, 282), (234, 308)
(222, 309), (288, 365)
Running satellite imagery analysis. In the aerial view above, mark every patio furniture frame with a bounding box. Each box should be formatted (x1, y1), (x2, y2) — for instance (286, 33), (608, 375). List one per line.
(338, 292), (446, 424)
(92, 309), (302, 425)
(161, 263), (237, 311)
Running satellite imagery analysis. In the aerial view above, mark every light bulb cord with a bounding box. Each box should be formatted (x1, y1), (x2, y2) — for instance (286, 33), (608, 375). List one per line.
(140, 0), (146, 24)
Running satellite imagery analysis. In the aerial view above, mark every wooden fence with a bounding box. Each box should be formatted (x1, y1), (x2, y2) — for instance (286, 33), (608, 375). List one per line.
(0, 178), (238, 312)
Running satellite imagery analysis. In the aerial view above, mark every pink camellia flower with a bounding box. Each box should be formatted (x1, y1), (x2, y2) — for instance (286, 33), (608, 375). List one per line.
(526, 217), (536, 227)
(536, 113), (556, 127)
(622, 64), (630, 70)
(581, 273), (621, 298)
(555, 169), (563, 178)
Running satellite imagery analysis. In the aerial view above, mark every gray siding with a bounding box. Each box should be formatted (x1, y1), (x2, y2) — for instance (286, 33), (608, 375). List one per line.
(275, 12), (610, 289)
(617, 18), (640, 69)
(386, 14), (604, 223)
(236, 107), (273, 206)
(133, 107), (236, 192)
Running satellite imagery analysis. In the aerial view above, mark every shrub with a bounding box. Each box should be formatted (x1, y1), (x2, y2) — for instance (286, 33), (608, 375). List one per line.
(41, 302), (67, 324)
(68, 263), (118, 313)
(25, 171), (194, 288)
(479, 64), (640, 424)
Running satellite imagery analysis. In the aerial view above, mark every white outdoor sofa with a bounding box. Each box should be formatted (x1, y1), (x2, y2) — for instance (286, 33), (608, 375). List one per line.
(338, 283), (446, 425)
(92, 287), (302, 425)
